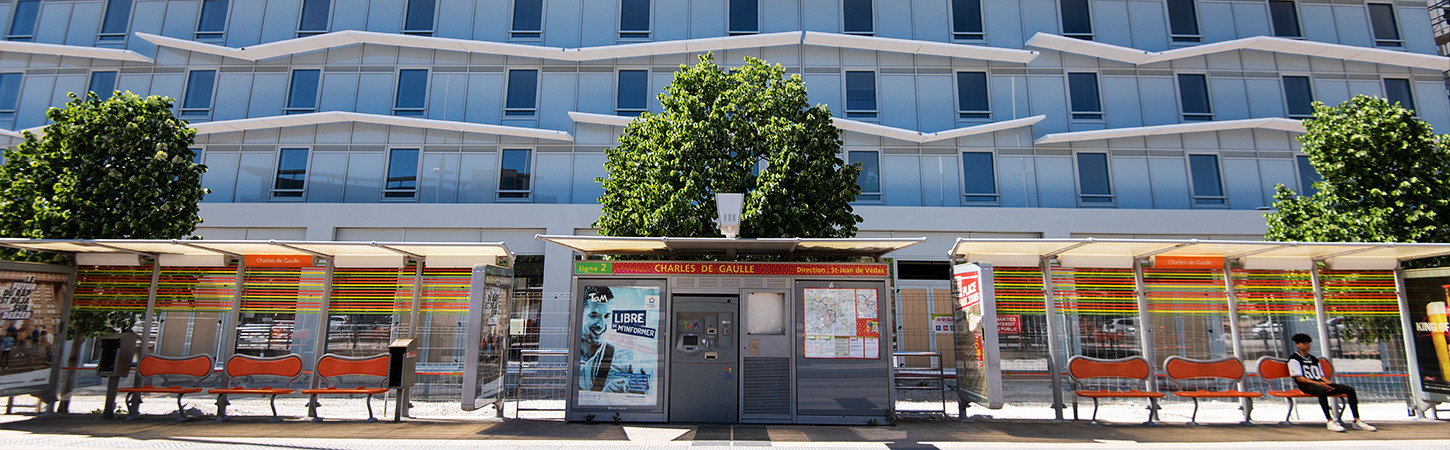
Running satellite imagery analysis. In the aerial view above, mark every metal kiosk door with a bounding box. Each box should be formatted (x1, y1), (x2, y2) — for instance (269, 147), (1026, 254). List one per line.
(669, 295), (738, 422)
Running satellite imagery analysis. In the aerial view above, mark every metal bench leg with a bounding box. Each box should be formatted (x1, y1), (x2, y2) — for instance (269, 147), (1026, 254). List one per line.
(124, 393), (141, 421)
(1281, 398), (1294, 425)
(215, 394), (230, 422)
(1188, 398), (1200, 426)
(1089, 398), (1100, 425)
(365, 394), (377, 423)
(269, 395), (281, 423)
(175, 394), (190, 422)
(309, 395), (323, 423)
(1145, 398), (1158, 426)
(1241, 398), (1253, 425)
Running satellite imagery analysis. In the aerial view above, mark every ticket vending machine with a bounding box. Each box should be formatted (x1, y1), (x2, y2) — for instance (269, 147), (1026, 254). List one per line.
(668, 295), (738, 423)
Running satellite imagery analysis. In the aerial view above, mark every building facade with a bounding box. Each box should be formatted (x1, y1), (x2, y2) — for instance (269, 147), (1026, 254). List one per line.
(0, 0), (1446, 350)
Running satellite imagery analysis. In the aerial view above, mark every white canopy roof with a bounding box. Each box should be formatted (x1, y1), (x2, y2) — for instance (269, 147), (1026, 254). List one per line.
(0, 239), (512, 268)
(138, 30), (1037, 63)
(1026, 32), (1450, 71)
(569, 112), (1045, 143)
(538, 235), (924, 259)
(949, 238), (1450, 270)
(0, 40), (152, 63)
(1036, 117), (1304, 145)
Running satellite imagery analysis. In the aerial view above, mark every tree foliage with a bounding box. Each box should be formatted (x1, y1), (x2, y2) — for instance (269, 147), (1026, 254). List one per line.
(594, 54), (862, 239)
(0, 91), (207, 340)
(1264, 94), (1450, 343)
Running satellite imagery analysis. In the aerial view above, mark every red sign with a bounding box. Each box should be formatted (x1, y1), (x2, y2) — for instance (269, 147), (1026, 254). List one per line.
(606, 261), (888, 277)
(245, 254), (312, 267)
(997, 315), (1021, 334)
(955, 270), (982, 310)
(1153, 255), (1225, 269)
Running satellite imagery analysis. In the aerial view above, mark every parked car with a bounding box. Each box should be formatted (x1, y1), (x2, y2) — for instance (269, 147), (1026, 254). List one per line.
(1104, 318), (1138, 334)
(1250, 320), (1283, 337)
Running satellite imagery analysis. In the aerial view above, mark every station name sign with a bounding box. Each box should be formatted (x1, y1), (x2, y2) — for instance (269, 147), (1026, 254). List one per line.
(574, 261), (889, 277)
(245, 254), (313, 267)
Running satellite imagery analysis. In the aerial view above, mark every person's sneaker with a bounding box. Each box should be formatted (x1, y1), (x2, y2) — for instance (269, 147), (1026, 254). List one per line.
(1327, 420), (1346, 432)
(1352, 420), (1377, 431)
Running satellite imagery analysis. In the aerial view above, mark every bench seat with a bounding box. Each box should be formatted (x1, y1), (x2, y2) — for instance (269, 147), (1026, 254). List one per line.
(121, 354), (214, 422)
(209, 387), (295, 396)
(1074, 389), (1164, 399)
(1257, 356), (1347, 424)
(300, 386), (389, 396)
(1164, 356), (1258, 425)
(209, 354), (303, 422)
(118, 386), (205, 395)
(1174, 389), (1262, 399)
(1067, 356), (1161, 425)
(304, 353), (391, 422)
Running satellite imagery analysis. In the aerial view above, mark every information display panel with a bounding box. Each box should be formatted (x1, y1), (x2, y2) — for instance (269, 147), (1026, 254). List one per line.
(952, 263), (1003, 409)
(462, 265), (512, 413)
(567, 278), (667, 421)
(0, 261), (69, 397)
(802, 287), (880, 359)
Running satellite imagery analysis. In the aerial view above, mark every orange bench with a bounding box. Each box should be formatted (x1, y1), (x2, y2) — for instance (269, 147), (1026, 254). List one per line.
(116, 354), (214, 421)
(1256, 356), (1347, 424)
(301, 353), (391, 422)
(1163, 356), (1262, 425)
(1067, 355), (1165, 425)
(208, 354), (304, 422)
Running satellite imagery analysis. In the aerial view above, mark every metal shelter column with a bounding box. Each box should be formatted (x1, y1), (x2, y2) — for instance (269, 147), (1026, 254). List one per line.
(309, 256), (336, 391)
(1132, 258), (1156, 395)
(132, 261), (161, 390)
(1039, 256), (1064, 421)
(408, 261), (424, 339)
(1309, 264), (1332, 357)
(1393, 265), (1430, 418)
(50, 264), (78, 413)
(217, 258), (246, 418)
(1221, 259), (1248, 413)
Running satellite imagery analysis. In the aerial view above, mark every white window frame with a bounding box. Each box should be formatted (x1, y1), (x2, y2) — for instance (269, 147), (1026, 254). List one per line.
(1281, 74), (1314, 119)
(401, 0), (438, 36)
(1066, 71), (1104, 121)
(180, 69), (218, 118)
(949, 0), (985, 42)
(1186, 153), (1227, 208)
(1382, 77), (1416, 113)
(1165, 0), (1201, 44)
(727, 0), (760, 36)
(843, 69), (878, 119)
(615, 68), (650, 116)
(954, 70), (991, 121)
(97, 0), (134, 44)
(383, 147), (422, 201)
(841, 0), (875, 36)
(1058, 0), (1093, 40)
(1366, 2), (1403, 48)
(960, 151), (1000, 205)
(284, 68), (323, 115)
(1176, 72), (1213, 122)
(1073, 151), (1115, 207)
(510, 0), (546, 40)
(0, 72), (24, 117)
(6, 0), (40, 42)
(847, 149), (882, 204)
(194, 0), (231, 41)
(270, 147), (312, 201)
(296, 0), (333, 37)
(618, 0), (652, 40)
(504, 68), (540, 117)
(1268, 0), (1303, 39)
(497, 148), (535, 201)
(392, 68), (430, 117)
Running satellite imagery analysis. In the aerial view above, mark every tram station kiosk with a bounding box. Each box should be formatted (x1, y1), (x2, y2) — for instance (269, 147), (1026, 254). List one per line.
(539, 236), (923, 424)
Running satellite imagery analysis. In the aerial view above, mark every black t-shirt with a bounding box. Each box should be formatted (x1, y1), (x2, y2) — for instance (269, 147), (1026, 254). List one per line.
(1288, 352), (1325, 380)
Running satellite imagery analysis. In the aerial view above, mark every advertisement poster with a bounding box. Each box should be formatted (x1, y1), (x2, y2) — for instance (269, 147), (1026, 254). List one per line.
(932, 314), (954, 335)
(577, 285), (661, 407)
(802, 288), (880, 359)
(1405, 273), (1450, 400)
(0, 264), (67, 396)
(462, 265), (512, 413)
(952, 263), (1003, 408)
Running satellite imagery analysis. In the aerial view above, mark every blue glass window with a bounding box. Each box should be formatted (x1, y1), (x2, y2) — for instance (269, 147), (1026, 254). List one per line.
(845, 71), (876, 118)
(298, 0), (330, 35)
(394, 69), (428, 116)
(505, 69), (538, 116)
(511, 0), (543, 38)
(498, 149), (532, 199)
(1269, 0), (1300, 38)
(1077, 153), (1112, 203)
(385, 149), (420, 198)
(1384, 78), (1414, 112)
(181, 70), (217, 114)
(287, 69), (321, 114)
(957, 72), (989, 119)
(849, 151), (880, 202)
(403, 0), (436, 35)
(273, 148), (309, 198)
(1283, 76), (1313, 118)
(7, 0), (40, 41)
(88, 71), (118, 100)
(1296, 155), (1320, 196)
(1068, 72), (1101, 120)
(1167, 0), (1199, 42)
(951, 0), (983, 40)
(0, 73), (22, 115)
(620, 0), (650, 38)
(196, 0), (229, 39)
(100, 0), (133, 40)
(1060, 0), (1092, 39)
(844, 0), (873, 35)
(1368, 3), (1400, 47)
(1189, 154), (1225, 206)
(729, 0), (758, 35)
(616, 70), (648, 116)
(962, 152), (997, 202)
(1178, 73), (1212, 121)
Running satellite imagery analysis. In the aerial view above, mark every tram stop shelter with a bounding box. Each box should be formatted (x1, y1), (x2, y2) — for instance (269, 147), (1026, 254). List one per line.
(538, 235), (924, 424)
(0, 238), (514, 417)
(946, 238), (1450, 420)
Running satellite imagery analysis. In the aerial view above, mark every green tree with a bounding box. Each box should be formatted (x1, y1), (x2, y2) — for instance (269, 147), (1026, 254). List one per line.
(0, 91), (206, 410)
(1264, 94), (1450, 343)
(594, 54), (862, 240)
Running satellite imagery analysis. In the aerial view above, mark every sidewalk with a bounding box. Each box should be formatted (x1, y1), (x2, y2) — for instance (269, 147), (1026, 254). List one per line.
(0, 389), (1445, 449)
